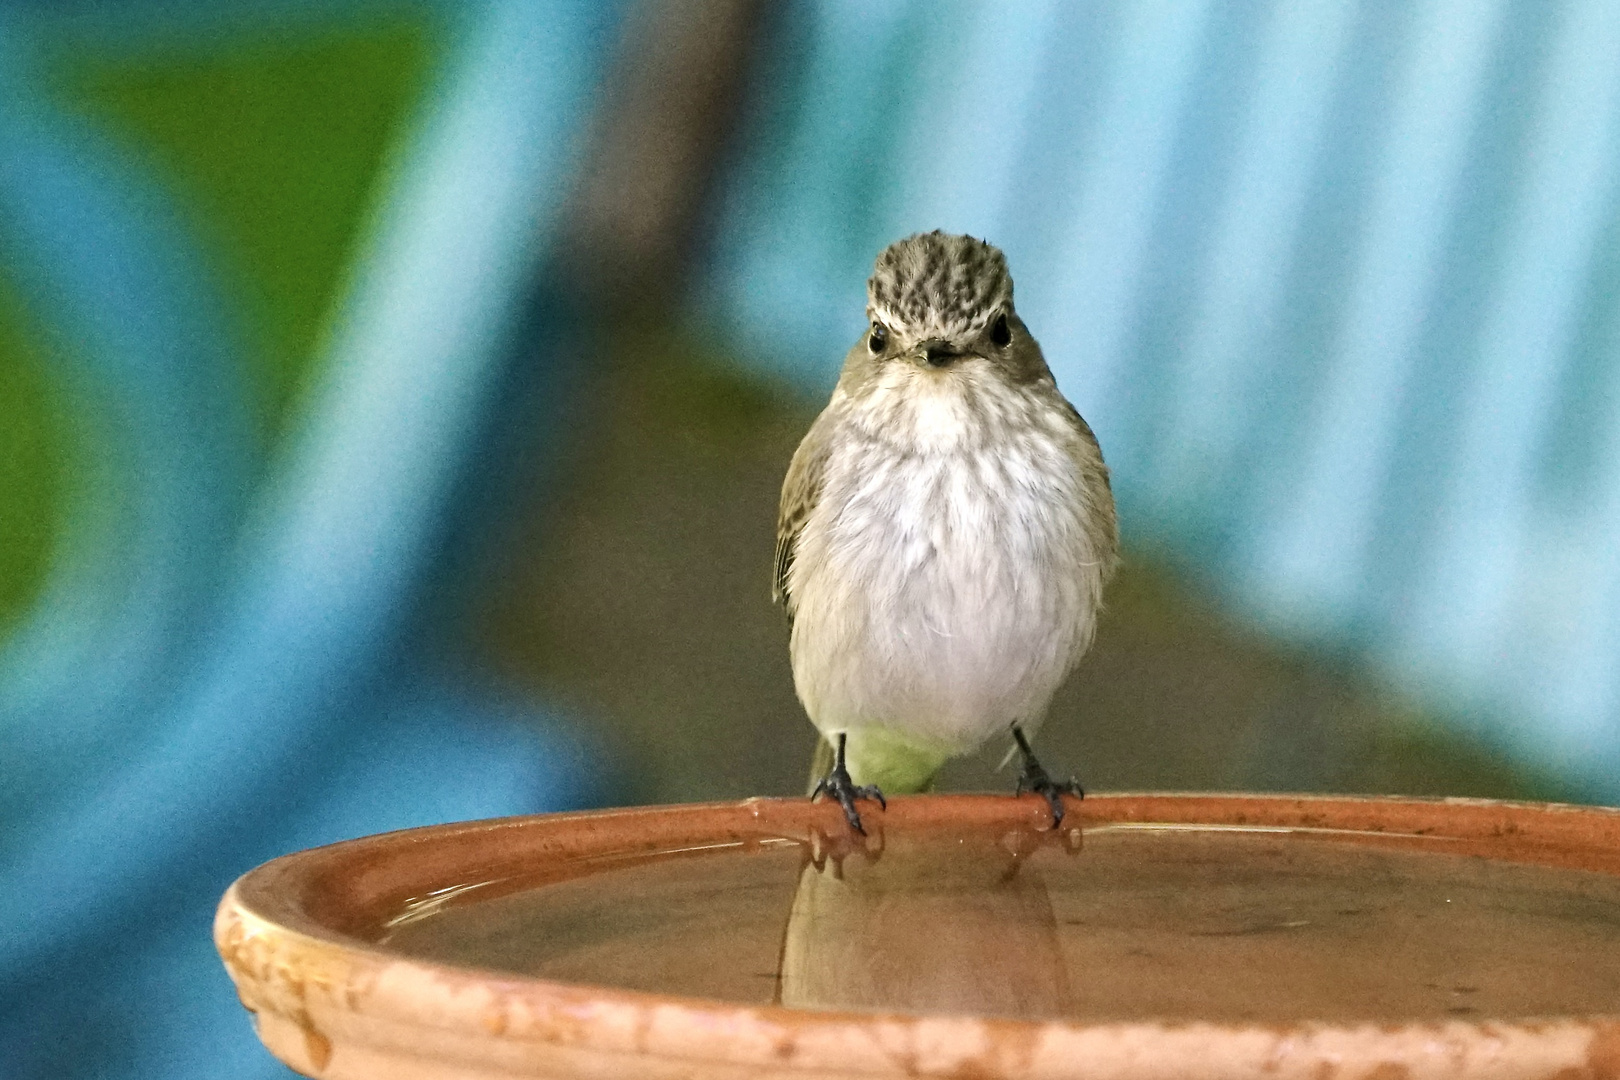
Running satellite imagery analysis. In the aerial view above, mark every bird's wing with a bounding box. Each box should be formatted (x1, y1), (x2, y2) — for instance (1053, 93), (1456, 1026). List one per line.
(774, 409), (837, 618)
(1061, 396), (1121, 575)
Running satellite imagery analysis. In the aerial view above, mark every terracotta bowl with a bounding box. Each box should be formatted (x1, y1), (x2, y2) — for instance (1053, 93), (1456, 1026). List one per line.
(215, 793), (1620, 1079)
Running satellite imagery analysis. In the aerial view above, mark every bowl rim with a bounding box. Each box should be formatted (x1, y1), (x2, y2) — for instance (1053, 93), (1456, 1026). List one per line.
(215, 791), (1620, 1080)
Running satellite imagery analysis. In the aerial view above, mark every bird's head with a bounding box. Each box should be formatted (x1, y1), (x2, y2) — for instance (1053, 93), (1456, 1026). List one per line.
(859, 231), (1040, 382)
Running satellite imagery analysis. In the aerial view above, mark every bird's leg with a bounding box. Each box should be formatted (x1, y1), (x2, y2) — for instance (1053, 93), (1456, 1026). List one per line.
(811, 732), (887, 835)
(1011, 724), (1083, 829)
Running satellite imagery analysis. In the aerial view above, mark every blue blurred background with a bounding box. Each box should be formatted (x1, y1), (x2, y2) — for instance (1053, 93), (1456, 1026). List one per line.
(3, 0), (1619, 1075)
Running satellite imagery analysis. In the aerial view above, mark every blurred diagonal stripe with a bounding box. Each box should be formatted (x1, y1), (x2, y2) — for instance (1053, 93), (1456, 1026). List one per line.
(1253, 0), (1508, 627)
(1407, 0), (1620, 759)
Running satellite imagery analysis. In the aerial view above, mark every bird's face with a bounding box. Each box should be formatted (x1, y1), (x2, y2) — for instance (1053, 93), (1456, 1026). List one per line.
(834, 235), (1065, 454)
(844, 232), (1052, 396)
(847, 308), (1044, 454)
(862, 303), (1017, 375)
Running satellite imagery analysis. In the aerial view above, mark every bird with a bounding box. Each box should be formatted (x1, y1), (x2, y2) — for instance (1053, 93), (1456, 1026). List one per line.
(774, 231), (1118, 834)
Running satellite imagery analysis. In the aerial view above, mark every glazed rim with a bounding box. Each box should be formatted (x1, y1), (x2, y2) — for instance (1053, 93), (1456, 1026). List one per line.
(216, 793), (1620, 1080)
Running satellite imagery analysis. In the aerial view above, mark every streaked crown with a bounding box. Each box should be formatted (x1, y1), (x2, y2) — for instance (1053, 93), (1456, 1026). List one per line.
(867, 231), (1013, 341)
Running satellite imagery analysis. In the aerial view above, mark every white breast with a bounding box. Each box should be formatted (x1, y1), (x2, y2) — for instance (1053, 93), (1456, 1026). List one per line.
(788, 374), (1105, 753)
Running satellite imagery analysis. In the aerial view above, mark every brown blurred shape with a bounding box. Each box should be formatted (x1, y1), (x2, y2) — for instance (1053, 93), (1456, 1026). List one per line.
(558, 0), (765, 310)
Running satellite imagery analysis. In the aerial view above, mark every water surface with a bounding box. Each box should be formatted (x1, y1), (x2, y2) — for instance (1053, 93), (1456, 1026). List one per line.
(378, 823), (1620, 1022)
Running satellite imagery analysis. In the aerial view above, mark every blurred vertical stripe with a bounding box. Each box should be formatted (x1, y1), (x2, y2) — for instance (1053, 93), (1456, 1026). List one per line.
(0, 278), (70, 638)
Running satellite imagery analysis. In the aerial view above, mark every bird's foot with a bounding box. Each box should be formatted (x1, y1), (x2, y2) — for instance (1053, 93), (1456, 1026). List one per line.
(812, 746), (886, 836)
(1011, 726), (1083, 829)
(1016, 765), (1083, 829)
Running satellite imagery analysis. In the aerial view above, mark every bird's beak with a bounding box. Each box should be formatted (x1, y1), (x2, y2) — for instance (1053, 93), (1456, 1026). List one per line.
(915, 338), (961, 369)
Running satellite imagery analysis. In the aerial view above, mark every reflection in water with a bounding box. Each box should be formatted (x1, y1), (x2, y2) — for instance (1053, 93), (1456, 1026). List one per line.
(778, 823), (1080, 1018)
(378, 821), (1620, 1022)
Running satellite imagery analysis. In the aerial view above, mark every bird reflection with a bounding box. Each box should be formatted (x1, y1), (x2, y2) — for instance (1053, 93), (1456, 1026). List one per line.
(777, 821), (1082, 1019)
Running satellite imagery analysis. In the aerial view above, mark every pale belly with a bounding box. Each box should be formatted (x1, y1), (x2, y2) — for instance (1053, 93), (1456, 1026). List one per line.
(788, 444), (1099, 755)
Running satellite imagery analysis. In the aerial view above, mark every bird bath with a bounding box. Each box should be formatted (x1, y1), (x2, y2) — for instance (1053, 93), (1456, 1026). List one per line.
(215, 793), (1620, 1079)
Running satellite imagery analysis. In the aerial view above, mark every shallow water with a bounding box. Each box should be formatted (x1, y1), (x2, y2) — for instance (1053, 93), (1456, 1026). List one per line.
(377, 822), (1620, 1022)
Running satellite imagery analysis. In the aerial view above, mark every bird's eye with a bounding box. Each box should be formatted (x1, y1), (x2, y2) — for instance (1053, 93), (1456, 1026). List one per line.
(990, 312), (1012, 348)
(868, 324), (888, 353)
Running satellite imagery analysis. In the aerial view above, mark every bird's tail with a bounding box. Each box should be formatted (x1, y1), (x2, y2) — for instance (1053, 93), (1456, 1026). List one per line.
(807, 733), (942, 795)
(807, 736), (836, 796)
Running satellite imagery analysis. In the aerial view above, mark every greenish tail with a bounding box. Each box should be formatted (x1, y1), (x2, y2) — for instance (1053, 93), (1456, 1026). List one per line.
(807, 729), (948, 795)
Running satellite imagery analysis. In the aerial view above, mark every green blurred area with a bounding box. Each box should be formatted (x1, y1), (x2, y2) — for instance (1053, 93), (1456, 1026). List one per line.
(50, 19), (435, 443)
(0, 18), (436, 645)
(0, 280), (68, 639)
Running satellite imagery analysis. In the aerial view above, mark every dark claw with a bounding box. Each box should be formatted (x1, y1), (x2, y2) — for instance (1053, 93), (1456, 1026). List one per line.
(812, 772), (885, 834)
(1011, 725), (1084, 829)
(1024, 773), (1083, 829)
(812, 733), (886, 834)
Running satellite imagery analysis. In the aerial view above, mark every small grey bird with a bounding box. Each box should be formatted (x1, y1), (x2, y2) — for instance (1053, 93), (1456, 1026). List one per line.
(775, 232), (1118, 833)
